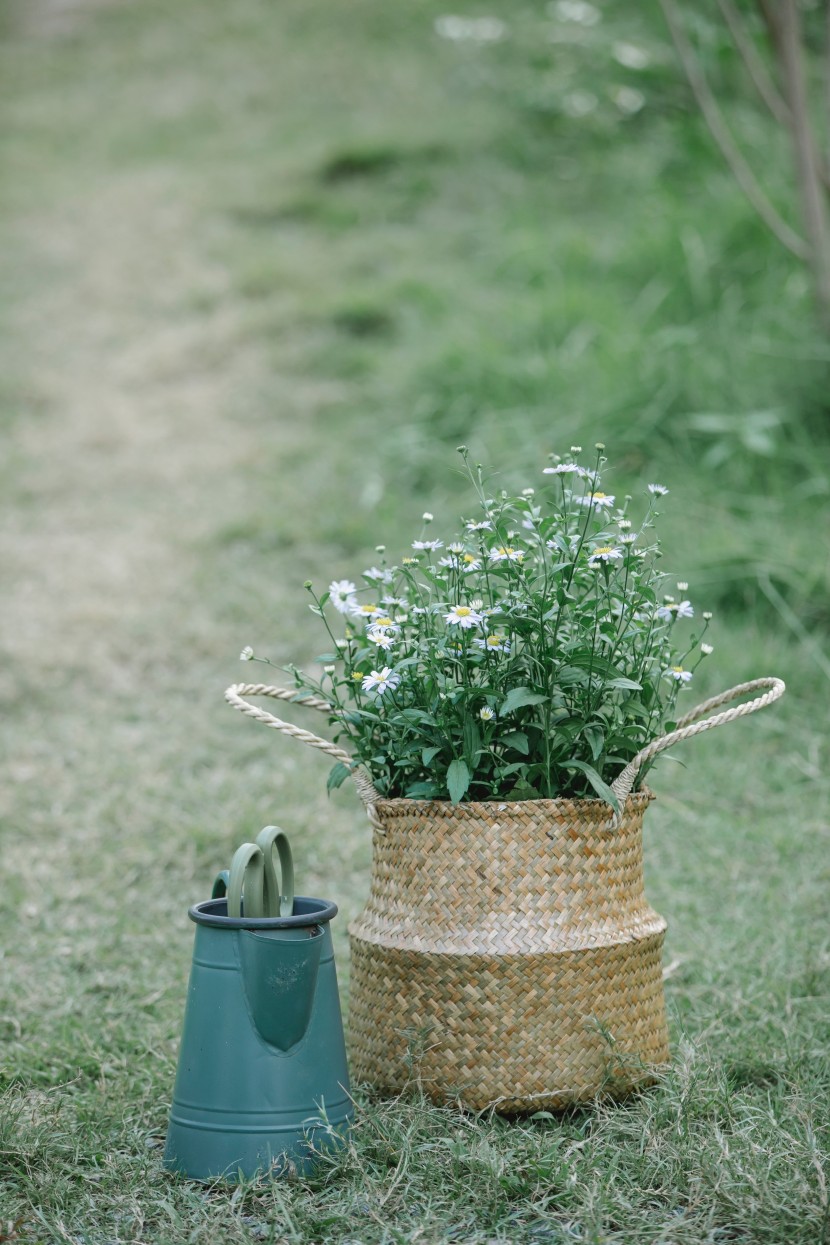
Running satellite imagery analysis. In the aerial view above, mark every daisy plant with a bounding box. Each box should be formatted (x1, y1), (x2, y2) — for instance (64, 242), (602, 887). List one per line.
(243, 446), (713, 808)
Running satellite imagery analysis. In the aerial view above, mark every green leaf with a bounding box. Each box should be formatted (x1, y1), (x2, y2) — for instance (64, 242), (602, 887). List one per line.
(405, 780), (443, 799)
(463, 716), (481, 764)
(583, 725), (604, 762)
(499, 686), (548, 716)
(563, 760), (620, 815)
(326, 762), (351, 794)
(608, 677), (643, 691)
(422, 746), (442, 766)
(446, 758), (471, 804)
(556, 666), (588, 686)
(500, 730), (529, 756)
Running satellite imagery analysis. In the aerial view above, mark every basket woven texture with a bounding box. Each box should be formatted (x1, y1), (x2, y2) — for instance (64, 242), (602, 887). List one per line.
(348, 790), (668, 1111)
(225, 676), (784, 1111)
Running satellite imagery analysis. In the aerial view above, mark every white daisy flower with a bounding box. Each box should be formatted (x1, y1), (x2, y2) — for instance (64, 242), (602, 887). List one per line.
(543, 463), (591, 478)
(445, 605), (485, 629)
(367, 629), (395, 650)
(617, 519), (632, 530)
(461, 553), (482, 572)
(581, 491), (615, 510)
(422, 512), (434, 522)
(448, 542), (464, 554)
(465, 520), (493, 532)
(329, 579), (358, 615)
(489, 545), (524, 563)
(656, 600), (693, 621)
(363, 566), (393, 584)
(702, 611), (713, 621)
(588, 545), (624, 566)
(239, 646), (254, 661)
(676, 581), (688, 591)
(351, 602), (382, 618)
(411, 605), (429, 616)
(648, 484), (669, 496)
(479, 706), (496, 721)
(367, 615), (399, 633)
(323, 665), (336, 674)
(701, 643), (713, 656)
(619, 533), (637, 545)
(665, 666), (693, 683)
(474, 634), (511, 654)
(381, 595), (408, 608)
(362, 667), (401, 695)
(412, 539), (444, 552)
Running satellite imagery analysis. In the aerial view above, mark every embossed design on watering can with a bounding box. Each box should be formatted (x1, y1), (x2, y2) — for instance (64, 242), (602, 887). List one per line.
(164, 827), (353, 1182)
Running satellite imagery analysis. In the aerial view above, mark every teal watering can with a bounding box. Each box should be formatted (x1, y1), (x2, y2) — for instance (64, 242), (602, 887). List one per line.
(164, 827), (352, 1182)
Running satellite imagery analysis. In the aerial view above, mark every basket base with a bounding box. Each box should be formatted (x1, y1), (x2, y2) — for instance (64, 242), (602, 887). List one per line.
(348, 929), (670, 1113)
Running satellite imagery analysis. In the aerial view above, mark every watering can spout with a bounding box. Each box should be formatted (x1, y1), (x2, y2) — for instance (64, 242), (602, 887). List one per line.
(239, 927), (323, 1051)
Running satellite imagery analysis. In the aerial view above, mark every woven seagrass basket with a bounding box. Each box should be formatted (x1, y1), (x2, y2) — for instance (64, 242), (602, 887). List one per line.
(226, 677), (784, 1112)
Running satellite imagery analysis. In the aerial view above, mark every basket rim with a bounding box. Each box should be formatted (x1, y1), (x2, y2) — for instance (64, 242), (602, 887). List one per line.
(369, 786), (655, 820)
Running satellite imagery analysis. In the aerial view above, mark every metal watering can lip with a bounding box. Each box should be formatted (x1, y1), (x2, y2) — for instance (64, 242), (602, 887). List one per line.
(189, 895), (338, 931)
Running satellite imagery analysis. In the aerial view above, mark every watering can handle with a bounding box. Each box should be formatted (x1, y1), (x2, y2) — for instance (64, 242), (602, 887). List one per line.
(220, 829), (295, 918)
(227, 842), (265, 919)
(211, 869), (230, 899)
(255, 826), (295, 918)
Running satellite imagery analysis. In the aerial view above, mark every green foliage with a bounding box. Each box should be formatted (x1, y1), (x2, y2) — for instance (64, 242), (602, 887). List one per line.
(264, 449), (713, 803)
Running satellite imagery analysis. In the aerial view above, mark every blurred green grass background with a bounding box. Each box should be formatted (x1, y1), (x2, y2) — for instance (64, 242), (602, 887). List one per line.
(1, 0), (828, 1241)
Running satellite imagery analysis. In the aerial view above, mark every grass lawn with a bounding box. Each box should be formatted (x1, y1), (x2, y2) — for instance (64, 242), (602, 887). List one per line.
(1, 0), (829, 1241)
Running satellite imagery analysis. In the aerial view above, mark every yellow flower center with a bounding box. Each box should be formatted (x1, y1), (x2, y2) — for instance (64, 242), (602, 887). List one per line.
(352, 672), (364, 680)
(671, 666), (685, 674)
(592, 492), (608, 500)
(375, 617), (393, 628)
(593, 546), (614, 556)
(463, 554), (477, 564)
(455, 607), (472, 617)
(486, 635), (503, 647)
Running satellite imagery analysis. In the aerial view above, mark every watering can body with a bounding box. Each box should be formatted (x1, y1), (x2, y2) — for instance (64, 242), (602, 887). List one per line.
(164, 895), (352, 1182)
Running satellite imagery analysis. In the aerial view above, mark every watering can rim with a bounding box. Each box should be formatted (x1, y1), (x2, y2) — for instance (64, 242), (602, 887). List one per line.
(189, 895), (337, 931)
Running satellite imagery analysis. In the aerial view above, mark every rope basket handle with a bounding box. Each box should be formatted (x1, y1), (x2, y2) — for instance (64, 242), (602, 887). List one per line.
(225, 683), (384, 828)
(227, 677), (785, 826)
(609, 676), (786, 805)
